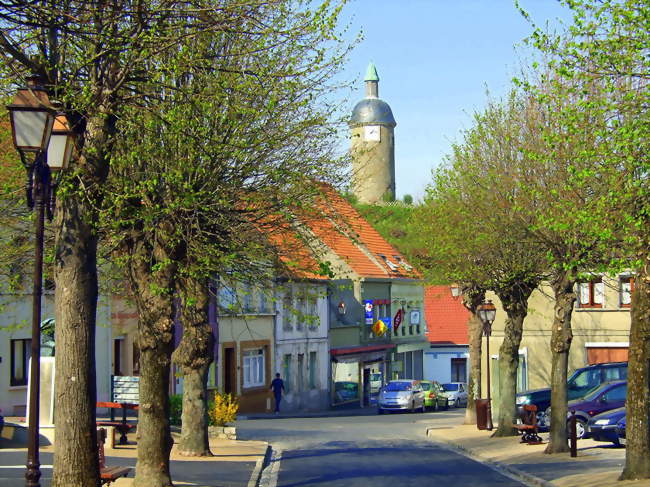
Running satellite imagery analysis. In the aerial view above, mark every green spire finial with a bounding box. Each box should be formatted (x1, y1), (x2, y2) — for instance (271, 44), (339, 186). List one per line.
(364, 62), (379, 82)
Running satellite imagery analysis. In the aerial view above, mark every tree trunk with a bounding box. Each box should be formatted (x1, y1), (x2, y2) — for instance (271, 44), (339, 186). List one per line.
(544, 269), (576, 454)
(493, 282), (536, 437)
(126, 240), (176, 487)
(52, 193), (100, 487)
(620, 261), (650, 480)
(173, 277), (214, 457)
(461, 286), (485, 425)
(51, 111), (115, 487)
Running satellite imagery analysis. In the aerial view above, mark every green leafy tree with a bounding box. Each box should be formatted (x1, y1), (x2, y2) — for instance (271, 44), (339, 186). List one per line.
(0, 1), (351, 485)
(414, 90), (549, 436)
(101, 1), (351, 481)
(521, 1), (648, 466)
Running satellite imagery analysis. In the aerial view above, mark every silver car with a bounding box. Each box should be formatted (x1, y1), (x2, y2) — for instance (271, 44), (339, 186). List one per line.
(377, 380), (426, 414)
(441, 382), (468, 407)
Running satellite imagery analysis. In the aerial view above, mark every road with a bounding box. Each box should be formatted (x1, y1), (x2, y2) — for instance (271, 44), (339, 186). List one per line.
(237, 407), (528, 487)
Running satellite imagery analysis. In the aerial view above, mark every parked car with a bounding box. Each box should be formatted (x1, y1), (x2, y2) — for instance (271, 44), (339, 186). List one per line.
(616, 416), (626, 446)
(587, 407), (626, 446)
(441, 382), (468, 408)
(419, 380), (448, 411)
(516, 361), (628, 428)
(377, 380), (425, 414)
(558, 380), (627, 439)
(334, 381), (359, 403)
(369, 373), (383, 394)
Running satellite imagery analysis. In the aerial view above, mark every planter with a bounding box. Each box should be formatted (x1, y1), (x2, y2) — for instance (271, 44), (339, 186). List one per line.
(208, 425), (236, 440)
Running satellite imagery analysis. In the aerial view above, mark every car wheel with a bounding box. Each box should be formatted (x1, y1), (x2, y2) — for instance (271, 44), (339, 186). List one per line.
(419, 402), (426, 413)
(410, 401), (416, 413)
(567, 417), (588, 439)
(377, 408), (384, 415)
(433, 400), (439, 412)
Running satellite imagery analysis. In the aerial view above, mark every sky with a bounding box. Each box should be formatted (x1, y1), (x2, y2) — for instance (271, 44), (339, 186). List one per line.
(338, 0), (574, 200)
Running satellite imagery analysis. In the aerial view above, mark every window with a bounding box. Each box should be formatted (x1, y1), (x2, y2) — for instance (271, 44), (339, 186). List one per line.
(242, 282), (253, 313)
(10, 338), (31, 386)
(578, 278), (604, 308)
(282, 288), (293, 331)
(259, 289), (268, 313)
(283, 354), (292, 393)
(307, 295), (318, 330)
(243, 349), (265, 388)
(296, 291), (305, 331)
(451, 358), (467, 383)
(308, 351), (317, 389)
(297, 353), (304, 392)
(218, 282), (237, 312)
(603, 384), (627, 402)
(620, 276), (634, 307)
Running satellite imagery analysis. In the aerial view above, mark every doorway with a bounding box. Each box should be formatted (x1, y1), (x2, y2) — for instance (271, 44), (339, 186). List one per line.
(224, 347), (236, 394)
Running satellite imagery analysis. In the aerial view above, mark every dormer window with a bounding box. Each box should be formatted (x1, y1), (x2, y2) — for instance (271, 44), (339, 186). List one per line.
(378, 254), (399, 271)
(394, 255), (413, 271)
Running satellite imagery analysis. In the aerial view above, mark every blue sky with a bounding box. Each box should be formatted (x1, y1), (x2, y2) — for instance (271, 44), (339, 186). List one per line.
(339, 0), (573, 200)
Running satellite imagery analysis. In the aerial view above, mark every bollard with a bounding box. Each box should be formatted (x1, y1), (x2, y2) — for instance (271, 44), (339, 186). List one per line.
(569, 409), (577, 457)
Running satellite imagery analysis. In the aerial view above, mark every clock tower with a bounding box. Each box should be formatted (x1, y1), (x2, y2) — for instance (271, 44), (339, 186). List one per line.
(349, 62), (396, 204)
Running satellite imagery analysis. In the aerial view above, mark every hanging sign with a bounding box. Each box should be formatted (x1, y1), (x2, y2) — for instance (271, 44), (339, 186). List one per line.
(364, 299), (374, 325)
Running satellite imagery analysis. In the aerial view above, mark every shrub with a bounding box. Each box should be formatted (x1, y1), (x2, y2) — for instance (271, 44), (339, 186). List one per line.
(169, 394), (183, 425)
(208, 392), (239, 427)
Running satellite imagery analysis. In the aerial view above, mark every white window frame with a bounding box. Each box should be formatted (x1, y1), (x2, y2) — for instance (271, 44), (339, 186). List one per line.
(243, 349), (265, 388)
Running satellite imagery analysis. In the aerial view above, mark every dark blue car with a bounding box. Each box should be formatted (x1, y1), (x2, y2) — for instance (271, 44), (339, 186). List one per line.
(616, 416), (626, 446)
(587, 407), (625, 446)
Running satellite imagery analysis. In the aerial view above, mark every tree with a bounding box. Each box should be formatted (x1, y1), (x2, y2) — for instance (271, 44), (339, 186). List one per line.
(521, 1), (648, 464)
(100, 2), (351, 483)
(413, 90), (548, 436)
(0, 2), (351, 485)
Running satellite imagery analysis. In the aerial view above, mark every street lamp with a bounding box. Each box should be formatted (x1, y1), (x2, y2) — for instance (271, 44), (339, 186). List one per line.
(477, 299), (496, 431)
(7, 76), (74, 487)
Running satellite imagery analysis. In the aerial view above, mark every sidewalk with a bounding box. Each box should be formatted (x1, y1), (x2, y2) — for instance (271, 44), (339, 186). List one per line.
(426, 424), (647, 487)
(0, 422), (269, 487)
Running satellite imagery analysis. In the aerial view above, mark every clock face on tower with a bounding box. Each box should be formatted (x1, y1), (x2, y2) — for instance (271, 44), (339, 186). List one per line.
(364, 125), (381, 142)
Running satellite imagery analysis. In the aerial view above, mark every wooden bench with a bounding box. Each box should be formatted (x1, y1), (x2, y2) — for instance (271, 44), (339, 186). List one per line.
(97, 428), (131, 485)
(97, 401), (138, 445)
(514, 404), (543, 444)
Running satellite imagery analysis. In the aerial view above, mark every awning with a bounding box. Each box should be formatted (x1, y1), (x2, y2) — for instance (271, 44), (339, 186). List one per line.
(330, 344), (396, 364)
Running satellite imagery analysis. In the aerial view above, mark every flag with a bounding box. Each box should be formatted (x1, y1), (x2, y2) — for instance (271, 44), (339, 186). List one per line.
(393, 308), (403, 332)
(372, 319), (387, 337)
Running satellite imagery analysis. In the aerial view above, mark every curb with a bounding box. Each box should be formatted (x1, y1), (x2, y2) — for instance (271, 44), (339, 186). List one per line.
(248, 443), (272, 487)
(426, 428), (554, 487)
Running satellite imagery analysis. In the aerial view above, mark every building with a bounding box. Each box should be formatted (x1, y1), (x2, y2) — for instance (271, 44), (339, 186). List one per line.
(423, 285), (470, 383)
(349, 62), (396, 204)
(483, 273), (632, 416)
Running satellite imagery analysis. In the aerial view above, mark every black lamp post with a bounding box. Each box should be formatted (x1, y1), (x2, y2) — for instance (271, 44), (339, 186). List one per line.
(477, 299), (496, 431)
(6, 76), (74, 487)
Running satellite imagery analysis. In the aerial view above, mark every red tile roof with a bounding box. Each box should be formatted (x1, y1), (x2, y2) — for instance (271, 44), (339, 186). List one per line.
(305, 185), (420, 280)
(424, 285), (470, 344)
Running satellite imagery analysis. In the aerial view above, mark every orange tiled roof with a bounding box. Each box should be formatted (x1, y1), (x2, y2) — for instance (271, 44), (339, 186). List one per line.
(424, 285), (470, 344)
(306, 185), (421, 280)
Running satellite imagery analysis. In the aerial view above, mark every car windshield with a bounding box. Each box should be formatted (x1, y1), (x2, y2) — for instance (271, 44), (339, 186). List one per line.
(370, 373), (382, 381)
(442, 383), (459, 391)
(583, 382), (616, 401)
(385, 382), (412, 392)
(420, 383), (431, 391)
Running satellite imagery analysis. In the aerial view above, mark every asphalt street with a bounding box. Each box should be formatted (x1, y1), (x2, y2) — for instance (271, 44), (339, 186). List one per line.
(0, 450), (256, 487)
(237, 407), (527, 487)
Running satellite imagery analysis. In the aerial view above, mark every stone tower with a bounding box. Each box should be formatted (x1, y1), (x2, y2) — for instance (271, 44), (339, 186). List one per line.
(349, 62), (396, 204)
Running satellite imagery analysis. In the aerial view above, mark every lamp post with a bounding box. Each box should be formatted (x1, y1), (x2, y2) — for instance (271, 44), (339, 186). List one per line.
(6, 76), (74, 487)
(477, 299), (496, 431)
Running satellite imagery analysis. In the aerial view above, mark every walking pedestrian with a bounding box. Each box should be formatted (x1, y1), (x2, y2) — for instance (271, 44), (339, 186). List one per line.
(270, 373), (285, 415)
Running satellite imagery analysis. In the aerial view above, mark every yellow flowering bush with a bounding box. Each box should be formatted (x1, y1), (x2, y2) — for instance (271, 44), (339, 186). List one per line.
(208, 392), (239, 426)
